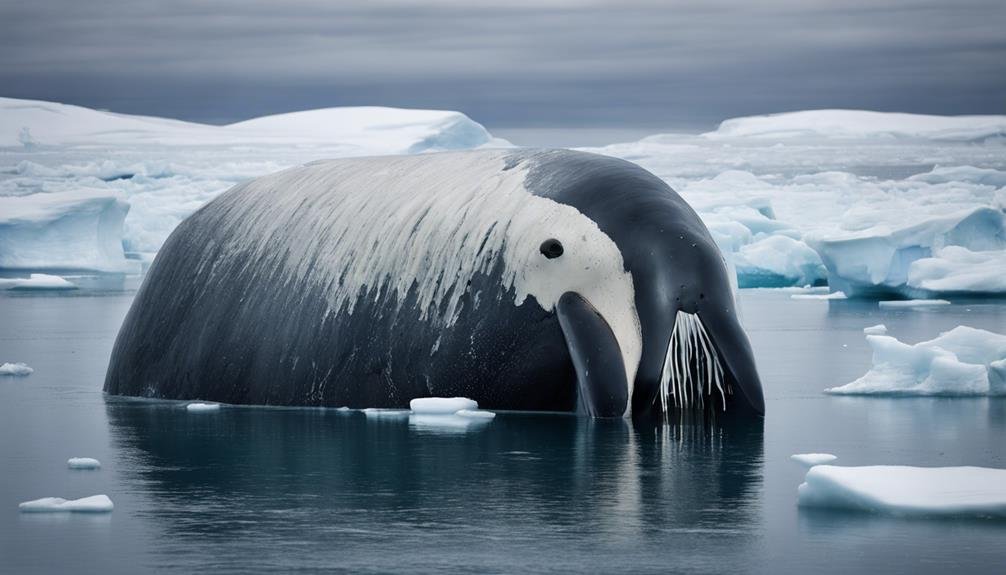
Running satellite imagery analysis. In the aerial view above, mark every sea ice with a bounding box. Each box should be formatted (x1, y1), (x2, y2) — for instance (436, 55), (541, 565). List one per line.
(878, 299), (951, 308)
(186, 402), (221, 412)
(67, 457), (101, 469)
(19, 494), (114, 513)
(409, 397), (479, 414)
(798, 465), (1006, 517)
(0, 362), (34, 376)
(826, 326), (1006, 396)
(0, 273), (77, 290)
(790, 453), (838, 467)
(863, 324), (888, 335)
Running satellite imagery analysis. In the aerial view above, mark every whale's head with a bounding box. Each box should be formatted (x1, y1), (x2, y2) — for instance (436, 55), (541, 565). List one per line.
(515, 150), (765, 420)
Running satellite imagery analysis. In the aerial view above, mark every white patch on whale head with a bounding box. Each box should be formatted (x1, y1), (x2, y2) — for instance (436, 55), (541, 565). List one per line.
(206, 150), (641, 412)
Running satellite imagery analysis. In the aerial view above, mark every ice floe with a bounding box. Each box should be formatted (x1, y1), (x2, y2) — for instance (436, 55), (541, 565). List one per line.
(67, 457), (101, 469)
(410, 397), (479, 414)
(826, 326), (1006, 396)
(19, 494), (114, 513)
(790, 453), (838, 467)
(863, 324), (888, 335)
(0, 273), (77, 290)
(186, 402), (221, 412)
(798, 465), (1006, 517)
(0, 362), (34, 376)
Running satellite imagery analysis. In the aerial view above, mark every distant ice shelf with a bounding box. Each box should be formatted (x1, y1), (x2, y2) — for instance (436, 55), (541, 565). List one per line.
(826, 326), (1006, 396)
(798, 465), (1006, 517)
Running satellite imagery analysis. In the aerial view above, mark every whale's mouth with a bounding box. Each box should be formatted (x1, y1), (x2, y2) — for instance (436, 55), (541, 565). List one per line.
(658, 312), (730, 413)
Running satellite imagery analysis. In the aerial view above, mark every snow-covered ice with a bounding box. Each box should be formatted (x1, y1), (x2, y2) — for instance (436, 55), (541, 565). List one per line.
(0, 362), (34, 376)
(790, 453), (838, 467)
(186, 402), (221, 412)
(0, 273), (77, 290)
(878, 299), (951, 308)
(67, 457), (101, 469)
(826, 326), (1006, 396)
(798, 465), (1006, 517)
(19, 494), (114, 513)
(863, 324), (888, 335)
(410, 397), (479, 414)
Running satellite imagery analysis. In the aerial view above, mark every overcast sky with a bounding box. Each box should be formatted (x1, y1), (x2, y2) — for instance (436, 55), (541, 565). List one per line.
(2, 0), (1004, 133)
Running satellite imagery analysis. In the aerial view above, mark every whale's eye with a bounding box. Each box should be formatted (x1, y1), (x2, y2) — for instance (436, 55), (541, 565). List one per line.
(540, 239), (564, 259)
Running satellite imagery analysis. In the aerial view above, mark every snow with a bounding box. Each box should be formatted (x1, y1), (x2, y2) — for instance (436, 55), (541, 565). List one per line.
(186, 402), (221, 412)
(826, 326), (1006, 396)
(1, 97), (506, 271)
(0, 362), (34, 376)
(19, 494), (114, 513)
(790, 291), (847, 300)
(67, 457), (101, 469)
(878, 299), (951, 308)
(0, 273), (77, 290)
(863, 324), (888, 335)
(706, 110), (1006, 141)
(791, 453), (838, 467)
(410, 397), (479, 415)
(798, 465), (1006, 517)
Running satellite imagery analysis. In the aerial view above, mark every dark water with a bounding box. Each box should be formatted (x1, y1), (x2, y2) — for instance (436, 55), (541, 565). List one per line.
(1, 289), (1005, 574)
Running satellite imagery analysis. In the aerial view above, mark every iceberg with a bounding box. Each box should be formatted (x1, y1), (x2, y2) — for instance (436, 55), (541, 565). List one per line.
(825, 326), (1006, 396)
(19, 494), (114, 513)
(798, 465), (1006, 517)
(0, 362), (34, 376)
(706, 110), (1006, 141)
(0, 190), (130, 272)
(790, 453), (838, 467)
(67, 457), (101, 470)
(185, 402), (221, 412)
(409, 397), (479, 414)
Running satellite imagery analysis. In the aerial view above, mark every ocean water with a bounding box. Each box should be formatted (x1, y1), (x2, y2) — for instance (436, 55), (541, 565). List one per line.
(1, 287), (1005, 574)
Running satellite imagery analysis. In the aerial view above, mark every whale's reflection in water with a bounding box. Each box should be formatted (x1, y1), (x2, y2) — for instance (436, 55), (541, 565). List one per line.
(106, 401), (763, 573)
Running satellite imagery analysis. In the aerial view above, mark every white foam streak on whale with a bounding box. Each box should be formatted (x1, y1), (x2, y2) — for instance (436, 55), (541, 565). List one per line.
(659, 312), (726, 413)
(199, 151), (642, 403)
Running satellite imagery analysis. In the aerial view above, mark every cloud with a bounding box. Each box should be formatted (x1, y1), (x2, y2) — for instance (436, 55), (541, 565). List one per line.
(1, 0), (1003, 128)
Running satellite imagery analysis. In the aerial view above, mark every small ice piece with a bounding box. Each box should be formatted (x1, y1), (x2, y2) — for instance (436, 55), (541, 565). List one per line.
(0, 274), (78, 291)
(791, 291), (847, 300)
(790, 453), (838, 467)
(863, 324), (888, 335)
(67, 457), (101, 470)
(455, 409), (495, 419)
(0, 362), (34, 376)
(798, 465), (1006, 517)
(826, 326), (1006, 396)
(19, 494), (114, 513)
(186, 402), (221, 412)
(362, 408), (411, 418)
(409, 397), (478, 415)
(878, 299), (950, 308)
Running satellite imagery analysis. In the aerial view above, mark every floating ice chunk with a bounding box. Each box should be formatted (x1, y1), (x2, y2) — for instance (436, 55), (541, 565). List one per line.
(826, 326), (1006, 396)
(878, 299), (950, 308)
(791, 453), (838, 467)
(798, 465), (1006, 517)
(185, 402), (221, 412)
(791, 291), (847, 300)
(0, 362), (34, 376)
(409, 397), (478, 415)
(907, 246), (1006, 294)
(362, 408), (411, 418)
(863, 324), (888, 335)
(455, 409), (496, 419)
(706, 110), (1006, 141)
(0, 274), (77, 290)
(734, 235), (827, 288)
(19, 494), (114, 513)
(67, 457), (101, 469)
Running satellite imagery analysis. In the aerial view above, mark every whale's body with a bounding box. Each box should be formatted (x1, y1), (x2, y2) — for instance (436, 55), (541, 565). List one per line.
(105, 150), (764, 418)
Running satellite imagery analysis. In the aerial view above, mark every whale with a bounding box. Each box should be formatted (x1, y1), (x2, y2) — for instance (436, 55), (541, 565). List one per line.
(104, 149), (765, 419)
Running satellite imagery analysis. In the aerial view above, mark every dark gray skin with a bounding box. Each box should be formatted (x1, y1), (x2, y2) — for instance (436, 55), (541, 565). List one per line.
(104, 150), (764, 419)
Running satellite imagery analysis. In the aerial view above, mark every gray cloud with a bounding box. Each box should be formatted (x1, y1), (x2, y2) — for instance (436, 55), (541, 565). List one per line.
(1, 0), (1003, 131)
